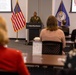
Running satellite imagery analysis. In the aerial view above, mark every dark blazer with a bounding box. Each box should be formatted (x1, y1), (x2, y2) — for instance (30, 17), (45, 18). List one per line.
(60, 26), (69, 36)
(71, 29), (76, 41)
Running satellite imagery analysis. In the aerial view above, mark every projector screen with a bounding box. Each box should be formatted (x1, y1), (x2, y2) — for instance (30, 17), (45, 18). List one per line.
(70, 0), (76, 12)
(0, 0), (12, 13)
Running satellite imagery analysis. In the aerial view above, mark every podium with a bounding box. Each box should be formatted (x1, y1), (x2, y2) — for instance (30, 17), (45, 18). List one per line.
(26, 23), (42, 44)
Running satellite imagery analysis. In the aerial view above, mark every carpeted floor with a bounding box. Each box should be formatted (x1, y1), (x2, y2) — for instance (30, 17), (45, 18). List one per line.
(8, 39), (32, 55)
(7, 39), (73, 55)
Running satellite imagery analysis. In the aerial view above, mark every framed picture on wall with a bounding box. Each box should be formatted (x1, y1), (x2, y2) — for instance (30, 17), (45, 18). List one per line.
(0, 0), (12, 13)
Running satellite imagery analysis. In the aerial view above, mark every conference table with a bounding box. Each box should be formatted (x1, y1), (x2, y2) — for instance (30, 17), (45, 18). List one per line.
(23, 54), (66, 75)
(23, 54), (66, 67)
(66, 40), (74, 51)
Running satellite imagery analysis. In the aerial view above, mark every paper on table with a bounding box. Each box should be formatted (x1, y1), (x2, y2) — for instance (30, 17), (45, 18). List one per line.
(24, 57), (27, 63)
(32, 41), (42, 55)
(22, 53), (27, 63)
(58, 58), (66, 63)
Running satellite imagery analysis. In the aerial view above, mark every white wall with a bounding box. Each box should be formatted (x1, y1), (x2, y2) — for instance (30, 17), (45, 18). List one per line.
(0, 0), (75, 39)
(0, 0), (28, 39)
(27, 0), (52, 41)
(28, 0), (52, 27)
(28, 0), (39, 21)
(38, 0), (52, 27)
(0, 0), (51, 39)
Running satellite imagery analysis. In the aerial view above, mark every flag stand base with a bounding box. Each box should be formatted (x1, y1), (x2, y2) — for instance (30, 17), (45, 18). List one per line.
(15, 39), (19, 42)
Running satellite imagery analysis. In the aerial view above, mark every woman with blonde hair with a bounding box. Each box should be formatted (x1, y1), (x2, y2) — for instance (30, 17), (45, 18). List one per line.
(40, 15), (66, 54)
(0, 16), (30, 75)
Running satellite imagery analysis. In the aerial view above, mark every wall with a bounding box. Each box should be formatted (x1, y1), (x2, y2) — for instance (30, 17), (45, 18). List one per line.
(28, 0), (52, 27)
(0, 0), (51, 39)
(0, 0), (75, 39)
(38, 0), (52, 27)
(0, 0), (27, 39)
(53, 0), (75, 34)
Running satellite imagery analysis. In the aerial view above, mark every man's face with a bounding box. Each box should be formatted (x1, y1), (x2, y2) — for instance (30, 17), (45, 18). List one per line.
(34, 12), (37, 17)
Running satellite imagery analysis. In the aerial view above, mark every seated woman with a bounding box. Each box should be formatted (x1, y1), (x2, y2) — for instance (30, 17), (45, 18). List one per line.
(0, 16), (30, 75)
(40, 15), (66, 54)
(57, 49), (76, 75)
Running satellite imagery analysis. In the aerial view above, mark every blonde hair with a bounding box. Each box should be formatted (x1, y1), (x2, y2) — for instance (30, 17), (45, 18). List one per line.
(46, 15), (58, 31)
(0, 16), (9, 45)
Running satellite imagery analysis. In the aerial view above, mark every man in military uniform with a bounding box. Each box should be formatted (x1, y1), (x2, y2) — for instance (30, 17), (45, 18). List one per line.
(30, 11), (42, 23)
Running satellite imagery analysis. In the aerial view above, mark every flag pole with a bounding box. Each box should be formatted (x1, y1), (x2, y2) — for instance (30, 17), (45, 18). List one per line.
(15, 0), (19, 42)
(15, 31), (19, 42)
(61, 0), (63, 1)
(11, 0), (26, 43)
(16, 0), (18, 3)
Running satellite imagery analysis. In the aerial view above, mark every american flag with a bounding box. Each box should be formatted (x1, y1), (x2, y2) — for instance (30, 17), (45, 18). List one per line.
(11, 2), (26, 32)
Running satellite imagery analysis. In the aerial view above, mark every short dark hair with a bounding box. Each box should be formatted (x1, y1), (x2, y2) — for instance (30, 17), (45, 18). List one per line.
(62, 20), (66, 25)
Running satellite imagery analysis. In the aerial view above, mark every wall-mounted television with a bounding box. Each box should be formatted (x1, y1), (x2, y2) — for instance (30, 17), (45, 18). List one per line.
(0, 0), (12, 13)
(70, 0), (76, 13)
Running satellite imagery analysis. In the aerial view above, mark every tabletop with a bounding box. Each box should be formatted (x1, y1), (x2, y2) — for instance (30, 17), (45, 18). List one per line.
(23, 54), (66, 67)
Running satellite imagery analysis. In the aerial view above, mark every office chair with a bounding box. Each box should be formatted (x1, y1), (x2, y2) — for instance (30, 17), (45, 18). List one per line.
(56, 69), (76, 75)
(42, 41), (63, 55)
(71, 29), (76, 41)
(60, 26), (69, 36)
(71, 29), (76, 48)
(0, 71), (18, 75)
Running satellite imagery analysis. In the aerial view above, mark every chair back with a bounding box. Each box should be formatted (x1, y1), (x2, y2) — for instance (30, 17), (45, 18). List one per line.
(0, 71), (18, 75)
(71, 29), (76, 41)
(56, 69), (76, 75)
(71, 29), (76, 48)
(42, 41), (62, 55)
